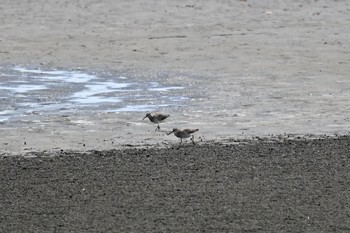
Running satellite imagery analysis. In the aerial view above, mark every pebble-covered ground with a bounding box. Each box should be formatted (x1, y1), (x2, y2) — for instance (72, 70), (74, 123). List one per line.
(1, 136), (349, 232)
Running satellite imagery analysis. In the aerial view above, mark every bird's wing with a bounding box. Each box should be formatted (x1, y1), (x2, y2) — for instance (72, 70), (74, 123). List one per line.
(183, 129), (199, 134)
(158, 114), (170, 121)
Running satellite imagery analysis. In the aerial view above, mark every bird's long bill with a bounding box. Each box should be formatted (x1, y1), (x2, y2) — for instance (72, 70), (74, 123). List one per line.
(142, 116), (147, 120)
(167, 131), (174, 135)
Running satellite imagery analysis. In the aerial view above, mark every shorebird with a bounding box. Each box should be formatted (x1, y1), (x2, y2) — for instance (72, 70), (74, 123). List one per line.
(143, 112), (170, 131)
(167, 128), (199, 144)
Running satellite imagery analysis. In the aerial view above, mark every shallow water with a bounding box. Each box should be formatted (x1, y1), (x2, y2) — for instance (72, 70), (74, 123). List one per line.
(0, 65), (349, 144)
(0, 66), (188, 123)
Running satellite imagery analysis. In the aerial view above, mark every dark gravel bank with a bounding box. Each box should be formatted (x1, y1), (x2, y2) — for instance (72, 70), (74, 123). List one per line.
(1, 136), (350, 232)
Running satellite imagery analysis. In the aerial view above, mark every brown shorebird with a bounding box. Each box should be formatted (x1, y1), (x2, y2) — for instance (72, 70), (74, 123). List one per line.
(143, 112), (170, 131)
(167, 128), (199, 144)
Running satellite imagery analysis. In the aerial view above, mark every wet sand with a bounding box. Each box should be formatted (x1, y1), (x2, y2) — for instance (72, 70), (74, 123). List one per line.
(1, 136), (350, 232)
(1, 0), (350, 232)
(1, 0), (350, 152)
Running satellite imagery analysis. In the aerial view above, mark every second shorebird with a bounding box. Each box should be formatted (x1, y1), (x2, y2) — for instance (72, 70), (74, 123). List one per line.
(143, 112), (170, 131)
(167, 128), (199, 144)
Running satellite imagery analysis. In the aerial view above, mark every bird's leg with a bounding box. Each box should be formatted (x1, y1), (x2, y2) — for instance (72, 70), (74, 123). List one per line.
(191, 135), (196, 145)
(179, 138), (182, 145)
(155, 124), (160, 131)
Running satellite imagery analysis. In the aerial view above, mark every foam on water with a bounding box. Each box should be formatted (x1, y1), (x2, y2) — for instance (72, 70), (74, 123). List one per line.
(13, 67), (96, 83)
(69, 82), (130, 104)
(111, 104), (167, 112)
(0, 66), (188, 123)
(149, 86), (184, 92)
(0, 84), (47, 93)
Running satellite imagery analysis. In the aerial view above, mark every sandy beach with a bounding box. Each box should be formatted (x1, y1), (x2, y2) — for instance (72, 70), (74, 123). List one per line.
(1, 0), (350, 232)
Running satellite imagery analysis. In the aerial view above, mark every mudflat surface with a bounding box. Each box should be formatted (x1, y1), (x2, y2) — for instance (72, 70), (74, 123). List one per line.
(1, 137), (350, 232)
(1, 0), (350, 153)
(1, 1), (350, 232)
